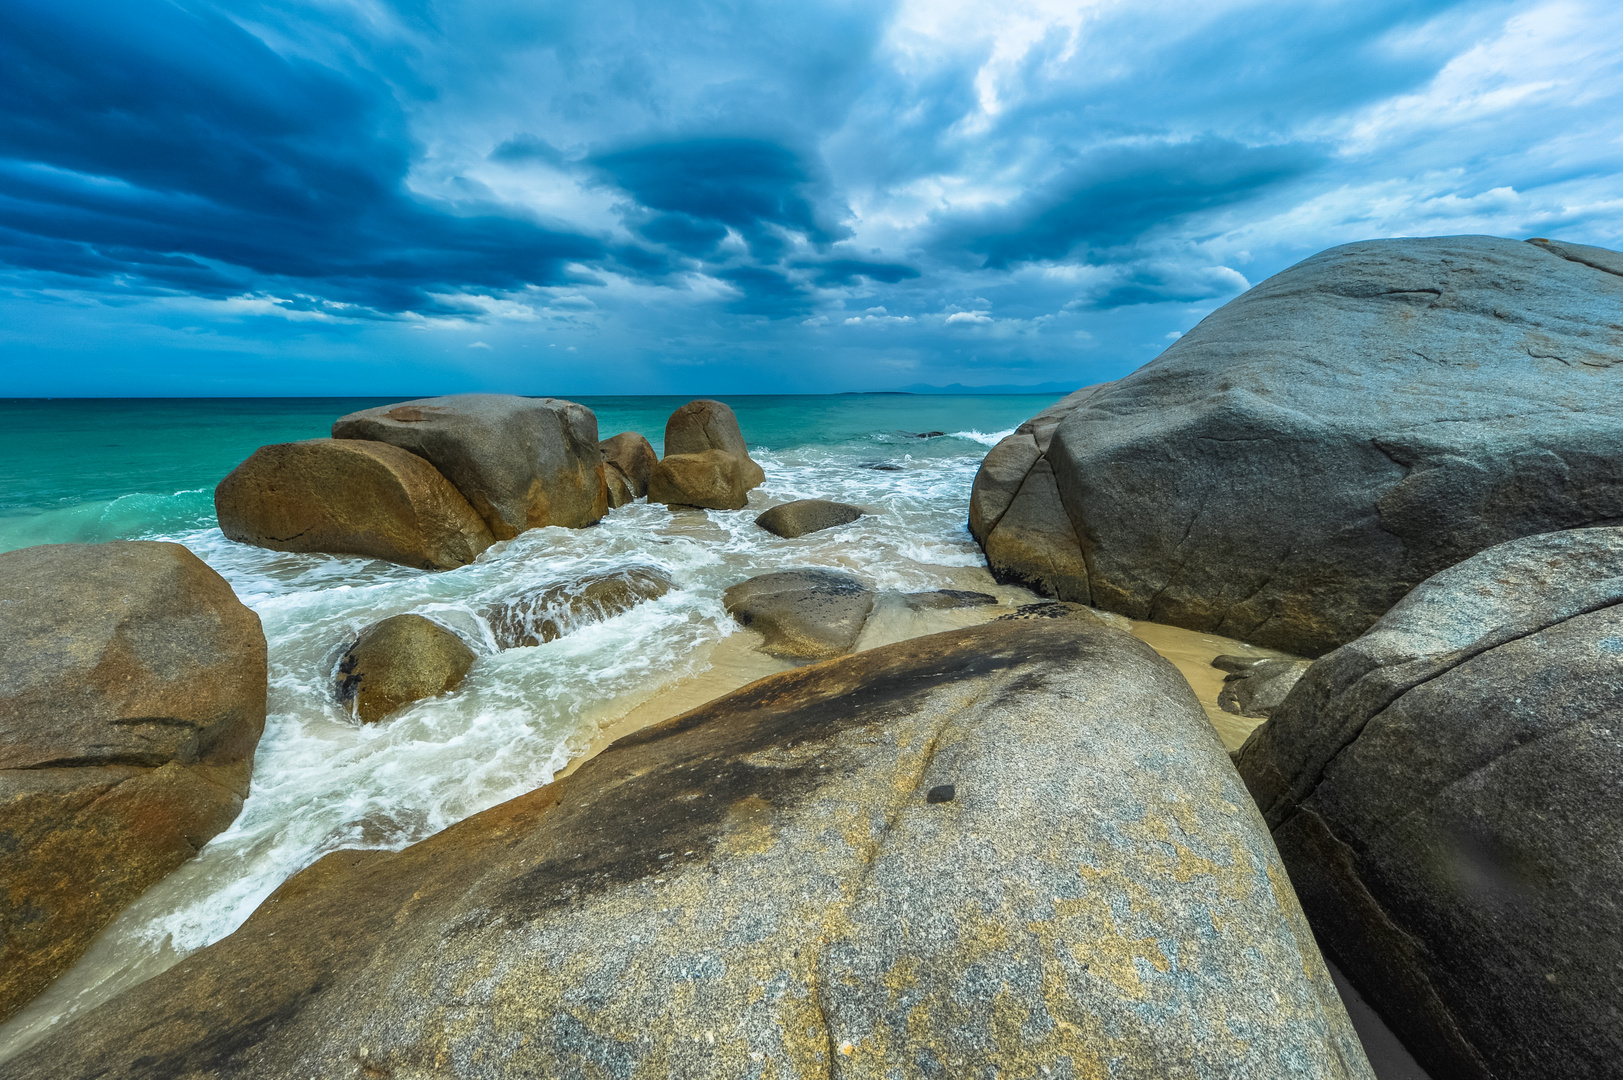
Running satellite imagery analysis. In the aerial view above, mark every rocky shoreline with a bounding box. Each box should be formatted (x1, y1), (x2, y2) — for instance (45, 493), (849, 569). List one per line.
(3, 233), (1619, 1077)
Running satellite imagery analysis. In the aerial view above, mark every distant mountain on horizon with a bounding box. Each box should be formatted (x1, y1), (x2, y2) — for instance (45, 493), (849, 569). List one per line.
(886, 381), (1079, 395)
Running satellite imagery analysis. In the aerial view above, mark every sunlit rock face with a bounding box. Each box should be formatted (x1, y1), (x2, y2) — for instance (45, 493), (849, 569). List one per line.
(973, 235), (1623, 656)
(0, 541), (267, 1024)
(1236, 527), (1623, 1080)
(333, 394), (609, 538)
(214, 438), (495, 570)
(0, 620), (1371, 1080)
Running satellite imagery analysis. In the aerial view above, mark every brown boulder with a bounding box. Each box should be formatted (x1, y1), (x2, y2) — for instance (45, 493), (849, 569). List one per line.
(484, 567), (673, 648)
(0, 541), (267, 1023)
(604, 464), (635, 509)
(754, 499), (864, 539)
(723, 569), (876, 659)
(647, 449), (749, 511)
(214, 438), (494, 570)
(336, 615), (476, 724)
(599, 431), (657, 496)
(333, 394), (608, 537)
(663, 399), (765, 489)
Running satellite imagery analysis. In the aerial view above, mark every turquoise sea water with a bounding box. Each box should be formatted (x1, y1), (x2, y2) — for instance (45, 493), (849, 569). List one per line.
(0, 395), (1056, 551)
(0, 392), (1066, 1056)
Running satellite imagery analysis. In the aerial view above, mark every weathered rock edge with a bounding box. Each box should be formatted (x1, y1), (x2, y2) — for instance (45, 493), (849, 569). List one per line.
(1234, 527), (1623, 1080)
(972, 235), (1623, 655)
(0, 542), (268, 1024)
(2, 621), (1371, 1080)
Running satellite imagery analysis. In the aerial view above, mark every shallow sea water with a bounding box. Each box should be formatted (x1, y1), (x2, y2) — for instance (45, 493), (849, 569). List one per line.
(0, 393), (1070, 1054)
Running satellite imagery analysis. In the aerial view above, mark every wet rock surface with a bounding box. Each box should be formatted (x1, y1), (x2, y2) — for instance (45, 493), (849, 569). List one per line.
(0, 542), (267, 1023)
(974, 235), (1623, 655)
(901, 589), (999, 610)
(0, 621), (1371, 1080)
(336, 614), (476, 724)
(723, 569), (877, 660)
(484, 567), (673, 649)
(214, 438), (494, 570)
(754, 499), (864, 539)
(648, 449), (750, 510)
(1234, 527), (1623, 1080)
(333, 394), (608, 537)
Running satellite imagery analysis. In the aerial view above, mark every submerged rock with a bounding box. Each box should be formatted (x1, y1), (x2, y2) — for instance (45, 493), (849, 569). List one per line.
(336, 614), (476, 724)
(753, 499), (864, 539)
(648, 449), (750, 511)
(333, 394), (608, 538)
(0, 621), (1371, 1079)
(0, 542), (267, 1023)
(1215, 657), (1312, 719)
(663, 399), (766, 490)
(599, 431), (657, 498)
(723, 568), (876, 660)
(214, 438), (494, 570)
(975, 235), (1623, 655)
(484, 567), (673, 648)
(1234, 527), (1623, 1080)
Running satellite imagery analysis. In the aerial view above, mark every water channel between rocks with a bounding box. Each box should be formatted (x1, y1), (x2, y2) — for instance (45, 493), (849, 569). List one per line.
(0, 407), (1293, 1061)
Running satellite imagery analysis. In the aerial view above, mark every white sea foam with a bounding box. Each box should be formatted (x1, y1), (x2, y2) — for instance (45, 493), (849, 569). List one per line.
(0, 436), (1037, 1057)
(948, 427), (1016, 446)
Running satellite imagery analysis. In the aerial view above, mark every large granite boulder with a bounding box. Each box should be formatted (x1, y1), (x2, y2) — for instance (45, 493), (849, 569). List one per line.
(1234, 527), (1623, 1080)
(664, 399), (766, 490)
(0, 620), (1371, 1079)
(648, 449), (750, 511)
(336, 614), (476, 724)
(600, 431), (658, 497)
(0, 542), (267, 1023)
(215, 438), (494, 570)
(333, 394), (608, 538)
(754, 498), (864, 539)
(974, 236), (1623, 655)
(484, 567), (673, 648)
(723, 568), (876, 659)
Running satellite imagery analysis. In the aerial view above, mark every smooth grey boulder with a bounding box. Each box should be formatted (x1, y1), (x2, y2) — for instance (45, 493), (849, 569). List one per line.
(0, 542), (266, 1023)
(333, 394), (608, 538)
(483, 567), (672, 648)
(974, 236), (1623, 655)
(1215, 657), (1313, 718)
(1234, 527), (1623, 1080)
(0, 621), (1371, 1080)
(753, 499), (864, 539)
(336, 614), (475, 724)
(723, 568), (875, 659)
(663, 399), (766, 490)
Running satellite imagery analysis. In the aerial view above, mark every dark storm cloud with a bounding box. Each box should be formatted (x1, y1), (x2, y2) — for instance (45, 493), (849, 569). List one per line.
(953, 137), (1325, 271)
(0, 0), (600, 312)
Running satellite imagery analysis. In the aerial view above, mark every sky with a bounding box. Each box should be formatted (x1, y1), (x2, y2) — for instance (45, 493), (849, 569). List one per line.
(3, 0), (1622, 396)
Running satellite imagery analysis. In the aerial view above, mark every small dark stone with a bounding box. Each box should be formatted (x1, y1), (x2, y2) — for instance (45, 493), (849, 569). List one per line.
(860, 461), (903, 472)
(926, 784), (956, 804)
(915, 431), (946, 439)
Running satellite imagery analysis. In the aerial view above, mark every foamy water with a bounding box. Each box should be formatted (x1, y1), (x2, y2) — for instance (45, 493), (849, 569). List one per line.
(0, 420), (1044, 1056)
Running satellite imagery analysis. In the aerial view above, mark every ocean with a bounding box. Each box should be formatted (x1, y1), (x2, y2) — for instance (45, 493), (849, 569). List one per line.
(0, 393), (1065, 1053)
